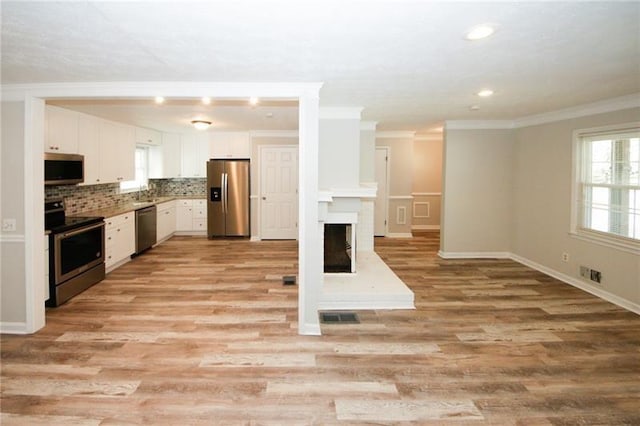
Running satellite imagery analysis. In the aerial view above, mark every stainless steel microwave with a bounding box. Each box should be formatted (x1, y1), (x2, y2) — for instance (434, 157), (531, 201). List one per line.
(44, 153), (84, 185)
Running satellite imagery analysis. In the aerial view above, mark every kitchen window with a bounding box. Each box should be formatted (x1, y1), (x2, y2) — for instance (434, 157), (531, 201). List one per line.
(572, 124), (640, 252)
(120, 146), (149, 192)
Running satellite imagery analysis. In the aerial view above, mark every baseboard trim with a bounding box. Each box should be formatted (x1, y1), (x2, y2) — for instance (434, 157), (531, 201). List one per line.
(250, 236), (260, 242)
(438, 250), (511, 259)
(300, 322), (321, 336)
(510, 253), (640, 315)
(0, 321), (29, 334)
(318, 299), (415, 310)
(386, 233), (413, 238)
(437, 250), (639, 315)
(412, 225), (440, 231)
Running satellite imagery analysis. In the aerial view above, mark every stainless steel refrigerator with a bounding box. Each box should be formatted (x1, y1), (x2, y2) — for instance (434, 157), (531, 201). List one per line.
(207, 159), (250, 237)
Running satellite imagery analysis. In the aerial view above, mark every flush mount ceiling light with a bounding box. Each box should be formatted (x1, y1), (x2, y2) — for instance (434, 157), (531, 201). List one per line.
(154, 96), (165, 104)
(201, 96), (211, 105)
(477, 89), (494, 97)
(191, 120), (212, 130)
(249, 96), (259, 106)
(465, 24), (495, 40)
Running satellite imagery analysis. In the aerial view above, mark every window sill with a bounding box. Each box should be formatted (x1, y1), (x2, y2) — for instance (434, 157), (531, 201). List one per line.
(570, 229), (640, 255)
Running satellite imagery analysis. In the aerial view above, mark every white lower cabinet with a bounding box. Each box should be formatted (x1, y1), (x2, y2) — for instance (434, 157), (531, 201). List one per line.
(176, 199), (207, 233)
(156, 201), (176, 242)
(105, 212), (135, 270)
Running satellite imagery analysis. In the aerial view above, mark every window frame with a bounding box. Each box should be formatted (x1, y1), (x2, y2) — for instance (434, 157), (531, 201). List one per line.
(571, 122), (640, 254)
(119, 145), (150, 193)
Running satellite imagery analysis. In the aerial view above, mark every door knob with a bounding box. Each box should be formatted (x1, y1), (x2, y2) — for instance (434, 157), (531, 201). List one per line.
(262, 197), (266, 200)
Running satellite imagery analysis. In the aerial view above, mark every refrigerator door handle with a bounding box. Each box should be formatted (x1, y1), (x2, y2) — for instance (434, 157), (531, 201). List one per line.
(222, 173), (228, 214)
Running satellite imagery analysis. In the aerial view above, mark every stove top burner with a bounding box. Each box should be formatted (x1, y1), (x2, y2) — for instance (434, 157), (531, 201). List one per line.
(45, 199), (104, 233)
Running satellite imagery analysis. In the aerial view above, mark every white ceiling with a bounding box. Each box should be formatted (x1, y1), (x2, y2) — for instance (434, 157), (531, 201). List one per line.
(2, 1), (639, 134)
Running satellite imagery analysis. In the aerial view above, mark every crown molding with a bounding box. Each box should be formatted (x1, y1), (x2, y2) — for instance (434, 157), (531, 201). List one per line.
(360, 121), (378, 131)
(445, 120), (515, 130)
(376, 131), (416, 139)
(514, 93), (640, 128)
(414, 134), (443, 142)
(445, 93), (640, 131)
(319, 107), (363, 120)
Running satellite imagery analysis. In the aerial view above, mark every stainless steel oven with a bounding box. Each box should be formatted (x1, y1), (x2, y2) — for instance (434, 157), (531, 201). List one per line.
(45, 199), (105, 307)
(53, 221), (105, 285)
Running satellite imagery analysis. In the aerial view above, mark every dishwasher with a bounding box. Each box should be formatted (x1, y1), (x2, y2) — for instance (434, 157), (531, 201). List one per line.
(135, 205), (157, 254)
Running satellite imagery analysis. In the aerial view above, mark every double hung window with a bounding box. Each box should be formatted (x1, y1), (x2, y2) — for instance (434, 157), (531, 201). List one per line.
(573, 125), (639, 251)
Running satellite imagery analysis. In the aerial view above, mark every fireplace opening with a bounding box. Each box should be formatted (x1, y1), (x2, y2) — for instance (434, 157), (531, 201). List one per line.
(324, 224), (352, 273)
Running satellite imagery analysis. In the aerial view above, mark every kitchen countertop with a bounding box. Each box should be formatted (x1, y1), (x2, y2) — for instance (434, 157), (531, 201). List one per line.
(70, 196), (205, 219)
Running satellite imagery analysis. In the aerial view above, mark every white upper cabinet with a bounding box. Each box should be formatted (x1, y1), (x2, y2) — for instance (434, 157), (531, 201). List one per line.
(135, 127), (162, 146)
(181, 133), (209, 178)
(77, 113), (101, 185)
(209, 132), (250, 159)
(99, 120), (135, 183)
(45, 105), (79, 153)
(149, 133), (182, 179)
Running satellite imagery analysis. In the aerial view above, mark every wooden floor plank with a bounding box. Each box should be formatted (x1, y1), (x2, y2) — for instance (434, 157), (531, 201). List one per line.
(2, 232), (639, 424)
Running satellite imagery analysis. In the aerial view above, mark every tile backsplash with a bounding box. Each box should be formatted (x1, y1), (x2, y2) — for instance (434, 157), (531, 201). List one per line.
(45, 178), (206, 215)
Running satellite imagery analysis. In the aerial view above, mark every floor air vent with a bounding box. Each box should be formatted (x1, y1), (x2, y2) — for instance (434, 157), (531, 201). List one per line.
(319, 311), (360, 324)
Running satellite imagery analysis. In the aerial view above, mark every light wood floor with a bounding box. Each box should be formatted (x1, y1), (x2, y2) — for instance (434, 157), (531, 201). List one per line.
(2, 232), (639, 425)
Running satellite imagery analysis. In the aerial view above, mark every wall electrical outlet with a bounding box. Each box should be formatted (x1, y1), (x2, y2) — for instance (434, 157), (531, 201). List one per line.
(590, 269), (602, 284)
(2, 218), (16, 232)
(562, 252), (570, 262)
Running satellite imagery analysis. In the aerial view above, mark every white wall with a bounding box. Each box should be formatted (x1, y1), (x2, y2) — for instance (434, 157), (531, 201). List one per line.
(359, 125), (376, 183)
(319, 118), (360, 189)
(1, 101), (27, 324)
(440, 129), (514, 254)
(512, 107), (640, 306)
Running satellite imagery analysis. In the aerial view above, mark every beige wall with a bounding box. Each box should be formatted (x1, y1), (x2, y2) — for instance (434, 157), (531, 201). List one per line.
(512, 107), (640, 305)
(376, 135), (414, 235)
(1, 101), (27, 324)
(441, 129), (514, 253)
(412, 138), (442, 229)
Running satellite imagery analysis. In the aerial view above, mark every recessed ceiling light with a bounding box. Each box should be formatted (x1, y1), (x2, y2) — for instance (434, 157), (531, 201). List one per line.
(265, 112), (274, 118)
(202, 97), (211, 105)
(465, 25), (495, 40)
(477, 89), (494, 97)
(191, 120), (212, 130)
(154, 96), (165, 104)
(249, 97), (259, 106)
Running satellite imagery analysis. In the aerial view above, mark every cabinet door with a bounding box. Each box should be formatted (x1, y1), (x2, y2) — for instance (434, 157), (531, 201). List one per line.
(181, 133), (208, 177)
(176, 205), (193, 231)
(99, 120), (122, 183)
(78, 114), (101, 185)
(135, 127), (161, 146)
(100, 120), (135, 183)
(163, 133), (182, 178)
(45, 105), (79, 153)
(210, 132), (250, 159)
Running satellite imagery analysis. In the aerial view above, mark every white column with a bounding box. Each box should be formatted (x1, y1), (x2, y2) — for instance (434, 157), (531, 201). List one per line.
(298, 91), (322, 335)
(25, 96), (46, 333)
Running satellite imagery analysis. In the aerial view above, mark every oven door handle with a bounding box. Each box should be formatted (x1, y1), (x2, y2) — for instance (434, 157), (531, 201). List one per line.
(58, 222), (104, 239)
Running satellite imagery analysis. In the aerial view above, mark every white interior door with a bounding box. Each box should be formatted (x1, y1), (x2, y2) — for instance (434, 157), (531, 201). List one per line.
(261, 146), (298, 240)
(374, 147), (389, 236)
